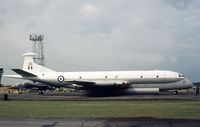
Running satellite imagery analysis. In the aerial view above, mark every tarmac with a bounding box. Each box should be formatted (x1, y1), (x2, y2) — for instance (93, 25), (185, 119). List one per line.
(1, 92), (200, 101)
(0, 117), (200, 127)
(0, 92), (200, 127)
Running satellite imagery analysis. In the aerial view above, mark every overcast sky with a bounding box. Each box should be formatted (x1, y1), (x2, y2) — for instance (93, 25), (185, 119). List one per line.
(0, 0), (200, 84)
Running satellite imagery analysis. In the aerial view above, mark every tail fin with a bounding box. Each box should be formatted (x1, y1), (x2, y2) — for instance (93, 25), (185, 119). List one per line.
(23, 53), (56, 74)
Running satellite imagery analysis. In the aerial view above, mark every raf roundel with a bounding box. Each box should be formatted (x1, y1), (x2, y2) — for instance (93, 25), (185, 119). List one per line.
(57, 75), (64, 82)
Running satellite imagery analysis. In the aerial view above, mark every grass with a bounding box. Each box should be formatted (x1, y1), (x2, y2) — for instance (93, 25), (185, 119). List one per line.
(0, 100), (200, 118)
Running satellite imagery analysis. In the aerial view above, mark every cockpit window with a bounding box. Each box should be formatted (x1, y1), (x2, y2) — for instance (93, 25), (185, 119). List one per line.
(178, 74), (184, 77)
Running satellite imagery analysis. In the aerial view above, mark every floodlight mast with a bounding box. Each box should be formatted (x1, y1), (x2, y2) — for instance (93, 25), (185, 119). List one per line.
(29, 34), (45, 66)
(0, 68), (3, 84)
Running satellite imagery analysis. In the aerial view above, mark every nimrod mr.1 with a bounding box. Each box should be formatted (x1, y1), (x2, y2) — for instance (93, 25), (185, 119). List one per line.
(5, 53), (193, 95)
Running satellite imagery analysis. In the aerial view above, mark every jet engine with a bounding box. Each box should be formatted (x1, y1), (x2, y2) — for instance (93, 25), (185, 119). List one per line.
(125, 88), (160, 94)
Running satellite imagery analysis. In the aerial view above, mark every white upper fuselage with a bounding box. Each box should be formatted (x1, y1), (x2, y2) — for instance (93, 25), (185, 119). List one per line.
(39, 70), (182, 83)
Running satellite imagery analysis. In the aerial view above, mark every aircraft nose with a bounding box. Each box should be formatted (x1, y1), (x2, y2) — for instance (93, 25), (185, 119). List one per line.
(185, 78), (194, 88)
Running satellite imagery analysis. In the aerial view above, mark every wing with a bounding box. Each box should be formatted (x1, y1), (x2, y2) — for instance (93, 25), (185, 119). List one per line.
(65, 80), (129, 90)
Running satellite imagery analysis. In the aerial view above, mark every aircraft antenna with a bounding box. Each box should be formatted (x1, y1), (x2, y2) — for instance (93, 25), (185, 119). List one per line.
(29, 34), (45, 66)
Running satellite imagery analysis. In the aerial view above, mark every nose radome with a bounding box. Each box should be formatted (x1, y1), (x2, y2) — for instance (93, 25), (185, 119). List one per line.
(185, 78), (194, 88)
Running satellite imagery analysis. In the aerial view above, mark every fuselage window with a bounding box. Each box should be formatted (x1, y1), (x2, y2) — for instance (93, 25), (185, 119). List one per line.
(156, 75), (159, 78)
(105, 76), (108, 78)
(79, 76), (82, 79)
(140, 75), (143, 78)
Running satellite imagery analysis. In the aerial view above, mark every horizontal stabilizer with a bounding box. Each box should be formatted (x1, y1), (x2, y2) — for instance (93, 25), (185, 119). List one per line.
(12, 69), (37, 77)
(4, 75), (23, 79)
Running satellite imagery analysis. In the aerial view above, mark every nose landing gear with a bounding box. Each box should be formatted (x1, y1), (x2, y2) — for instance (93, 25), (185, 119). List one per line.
(174, 90), (178, 95)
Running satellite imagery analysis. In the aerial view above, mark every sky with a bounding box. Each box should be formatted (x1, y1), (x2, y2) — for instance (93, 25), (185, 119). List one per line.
(0, 0), (200, 85)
